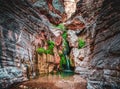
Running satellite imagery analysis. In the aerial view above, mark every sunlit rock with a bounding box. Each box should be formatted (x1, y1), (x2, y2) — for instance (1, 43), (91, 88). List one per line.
(67, 30), (78, 47)
(65, 16), (86, 30)
(64, 0), (79, 19)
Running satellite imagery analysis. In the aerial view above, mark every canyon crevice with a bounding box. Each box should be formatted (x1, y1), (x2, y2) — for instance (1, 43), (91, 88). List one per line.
(0, 0), (120, 89)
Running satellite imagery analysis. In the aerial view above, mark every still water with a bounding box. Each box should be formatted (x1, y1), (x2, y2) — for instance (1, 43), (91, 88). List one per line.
(9, 72), (86, 89)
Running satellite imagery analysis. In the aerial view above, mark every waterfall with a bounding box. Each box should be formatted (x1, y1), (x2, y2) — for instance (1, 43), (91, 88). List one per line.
(66, 56), (70, 70)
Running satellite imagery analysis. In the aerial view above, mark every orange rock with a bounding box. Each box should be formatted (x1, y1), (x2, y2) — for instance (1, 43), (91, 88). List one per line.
(54, 54), (60, 64)
(65, 17), (85, 30)
(55, 35), (62, 46)
(53, 47), (60, 64)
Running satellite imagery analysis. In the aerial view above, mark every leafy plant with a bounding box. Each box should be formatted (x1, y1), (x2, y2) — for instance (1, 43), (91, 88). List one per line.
(47, 40), (55, 46)
(37, 40), (55, 55)
(78, 38), (85, 49)
(47, 40), (55, 50)
(54, 23), (66, 31)
(59, 54), (66, 69)
(36, 48), (45, 54)
(62, 31), (67, 39)
(44, 49), (53, 54)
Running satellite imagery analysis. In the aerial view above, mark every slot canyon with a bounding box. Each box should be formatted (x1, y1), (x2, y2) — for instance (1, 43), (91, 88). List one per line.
(0, 0), (120, 89)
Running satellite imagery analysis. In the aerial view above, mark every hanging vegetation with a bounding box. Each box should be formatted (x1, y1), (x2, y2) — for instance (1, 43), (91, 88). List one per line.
(54, 23), (66, 31)
(59, 54), (66, 70)
(78, 38), (86, 49)
(37, 40), (55, 55)
(36, 48), (45, 54)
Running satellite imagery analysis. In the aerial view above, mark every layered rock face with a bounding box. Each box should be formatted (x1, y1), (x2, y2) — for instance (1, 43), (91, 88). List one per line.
(0, 0), (53, 88)
(72, 0), (120, 88)
(0, 0), (66, 88)
(0, 0), (120, 89)
(88, 0), (120, 88)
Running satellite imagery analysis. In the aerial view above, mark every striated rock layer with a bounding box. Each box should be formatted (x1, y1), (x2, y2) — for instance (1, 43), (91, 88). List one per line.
(0, 0), (54, 88)
(73, 0), (120, 89)
(88, 0), (120, 88)
(0, 0), (120, 89)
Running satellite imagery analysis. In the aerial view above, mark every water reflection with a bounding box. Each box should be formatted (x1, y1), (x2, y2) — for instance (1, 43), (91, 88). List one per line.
(10, 71), (87, 89)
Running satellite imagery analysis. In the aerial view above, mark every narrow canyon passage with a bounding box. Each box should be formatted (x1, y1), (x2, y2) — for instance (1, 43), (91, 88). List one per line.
(0, 0), (120, 89)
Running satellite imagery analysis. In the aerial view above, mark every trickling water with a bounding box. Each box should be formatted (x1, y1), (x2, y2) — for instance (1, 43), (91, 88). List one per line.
(66, 56), (70, 70)
(63, 39), (71, 70)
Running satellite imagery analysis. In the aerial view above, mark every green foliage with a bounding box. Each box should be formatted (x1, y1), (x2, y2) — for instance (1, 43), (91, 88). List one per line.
(62, 31), (67, 39)
(47, 40), (55, 46)
(44, 49), (53, 55)
(59, 54), (66, 69)
(37, 40), (55, 55)
(36, 48), (45, 54)
(47, 40), (55, 50)
(62, 31), (68, 51)
(48, 45), (54, 50)
(78, 38), (85, 49)
(54, 23), (66, 31)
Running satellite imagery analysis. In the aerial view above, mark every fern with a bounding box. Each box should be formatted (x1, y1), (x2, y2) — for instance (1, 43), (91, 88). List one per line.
(59, 54), (66, 69)
(36, 48), (45, 54)
(37, 40), (55, 55)
(47, 40), (55, 51)
(55, 23), (66, 31)
(44, 49), (53, 54)
(62, 31), (67, 39)
(47, 40), (55, 46)
(78, 38), (85, 49)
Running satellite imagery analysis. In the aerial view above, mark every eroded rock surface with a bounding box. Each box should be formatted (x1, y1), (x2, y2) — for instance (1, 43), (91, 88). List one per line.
(0, 0), (120, 89)
(72, 0), (120, 88)
(0, 0), (56, 88)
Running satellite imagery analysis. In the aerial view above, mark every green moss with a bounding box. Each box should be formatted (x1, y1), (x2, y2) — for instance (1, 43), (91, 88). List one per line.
(78, 38), (85, 49)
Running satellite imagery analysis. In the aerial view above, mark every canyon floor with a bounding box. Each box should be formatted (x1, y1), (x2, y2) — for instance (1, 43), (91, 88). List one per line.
(10, 74), (87, 89)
